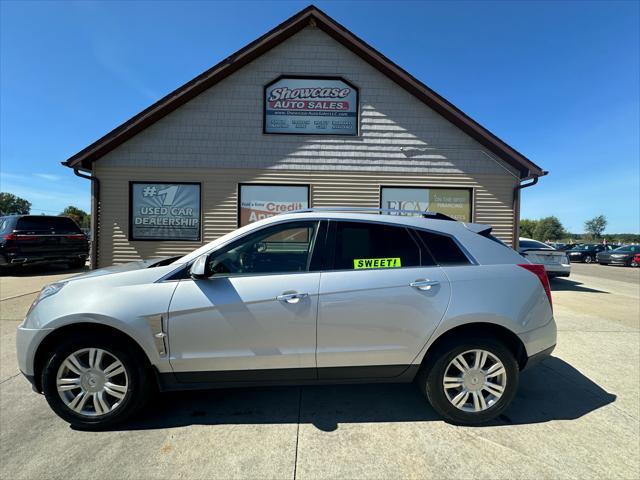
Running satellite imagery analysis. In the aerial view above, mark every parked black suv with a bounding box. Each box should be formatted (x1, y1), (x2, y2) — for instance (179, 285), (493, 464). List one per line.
(0, 215), (89, 271)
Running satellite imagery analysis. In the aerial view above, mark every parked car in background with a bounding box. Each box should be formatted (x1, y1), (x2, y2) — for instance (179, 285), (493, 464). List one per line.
(567, 244), (616, 264)
(518, 238), (570, 278)
(0, 215), (89, 272)
(17, 209), (557, 428)
(632, 254), (640, 267)
(554, 243), (580, 251)
(596, 245), (640, 266)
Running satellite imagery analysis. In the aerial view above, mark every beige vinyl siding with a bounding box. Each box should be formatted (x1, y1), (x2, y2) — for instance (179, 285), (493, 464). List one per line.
(94, 165), (516, 266)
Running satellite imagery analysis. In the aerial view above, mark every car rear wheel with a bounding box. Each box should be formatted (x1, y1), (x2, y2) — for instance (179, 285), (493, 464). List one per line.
(419, 336), (519, 425)
(41, 333), (151, 429)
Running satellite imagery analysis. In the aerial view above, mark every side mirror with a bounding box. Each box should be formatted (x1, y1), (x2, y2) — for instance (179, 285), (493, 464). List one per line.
(189, 254), (212, 280)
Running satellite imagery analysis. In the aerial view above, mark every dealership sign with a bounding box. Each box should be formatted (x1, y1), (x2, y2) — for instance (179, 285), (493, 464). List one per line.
(264, 77), (358, 135)
(381, 187), (472, 222)
(239, 184), (309, 226)
(130, 182), (201, 240)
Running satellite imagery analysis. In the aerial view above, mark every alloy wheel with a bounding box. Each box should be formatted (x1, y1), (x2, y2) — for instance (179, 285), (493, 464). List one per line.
(442, 349), (507, 413)
(56, 348), (129, 417)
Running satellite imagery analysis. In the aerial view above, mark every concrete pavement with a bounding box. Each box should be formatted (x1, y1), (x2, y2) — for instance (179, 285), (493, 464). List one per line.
(0, 263), (638, 479)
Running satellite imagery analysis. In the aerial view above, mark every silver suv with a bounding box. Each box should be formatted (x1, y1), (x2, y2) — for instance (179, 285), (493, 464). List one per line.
(17, 209), (556, 428)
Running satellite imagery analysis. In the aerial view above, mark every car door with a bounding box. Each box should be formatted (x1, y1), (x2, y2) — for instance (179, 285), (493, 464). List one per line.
(167, 220), (324, 381)
(316, 220), (451, 379)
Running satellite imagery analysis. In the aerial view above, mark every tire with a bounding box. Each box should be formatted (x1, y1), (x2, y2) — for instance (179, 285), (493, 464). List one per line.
(41, 332), (152, 429)
(584, 255), (593, 264)
(418, 335), (519, 425)
(68, 258), (86, 269)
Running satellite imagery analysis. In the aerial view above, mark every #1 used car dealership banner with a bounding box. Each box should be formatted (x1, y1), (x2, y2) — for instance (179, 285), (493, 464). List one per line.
(264, 77), (358, 135)
(130, 182), (201, 240)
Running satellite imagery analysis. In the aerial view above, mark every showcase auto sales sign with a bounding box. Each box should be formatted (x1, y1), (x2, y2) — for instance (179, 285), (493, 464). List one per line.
(264, 77), (358, 135)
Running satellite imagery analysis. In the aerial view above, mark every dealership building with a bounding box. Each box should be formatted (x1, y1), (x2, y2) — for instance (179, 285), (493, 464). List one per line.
(63, 6), (545, 268)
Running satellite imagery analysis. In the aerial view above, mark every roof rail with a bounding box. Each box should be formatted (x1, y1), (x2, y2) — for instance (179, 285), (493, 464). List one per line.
(286, 207), (456, 221)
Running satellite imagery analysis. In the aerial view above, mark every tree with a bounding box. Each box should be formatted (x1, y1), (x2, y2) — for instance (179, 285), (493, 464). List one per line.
(0, 193), (31, 215)
(60, 206), (90, 229)
(534, 216), (565, 241)
(519, 219), (538, 238)
(584, 215), (607, 238)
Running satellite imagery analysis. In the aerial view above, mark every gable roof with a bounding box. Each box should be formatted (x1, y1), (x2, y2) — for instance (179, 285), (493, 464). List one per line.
(63, 5), (544, 179)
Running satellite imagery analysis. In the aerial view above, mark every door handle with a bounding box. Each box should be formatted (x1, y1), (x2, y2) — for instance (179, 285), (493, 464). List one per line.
(276, 292), (309, 304)
(410, 279), (440, 291)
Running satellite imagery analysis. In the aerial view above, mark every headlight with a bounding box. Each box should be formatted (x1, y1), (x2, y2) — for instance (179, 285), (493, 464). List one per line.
(25, 282), (66, 318)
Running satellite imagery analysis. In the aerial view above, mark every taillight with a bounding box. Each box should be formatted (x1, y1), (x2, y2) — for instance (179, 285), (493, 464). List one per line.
(518, 263), (553, 310)
(3, 233), (16, 241)
(65, 234), (86, 240)
(17, 235), (37, 241)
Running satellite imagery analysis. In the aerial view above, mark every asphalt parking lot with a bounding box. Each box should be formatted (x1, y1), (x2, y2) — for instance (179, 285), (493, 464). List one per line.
(0, 263), (638, 479)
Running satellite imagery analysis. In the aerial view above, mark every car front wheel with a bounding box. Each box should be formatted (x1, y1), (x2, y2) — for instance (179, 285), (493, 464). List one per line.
(41, 333), (151, 429)
(420, 336), (519, 425)
(584, 255), (593, 263)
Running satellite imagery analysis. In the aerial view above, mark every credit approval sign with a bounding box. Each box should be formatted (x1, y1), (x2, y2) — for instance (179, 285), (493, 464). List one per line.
(264, 77), (358, 135)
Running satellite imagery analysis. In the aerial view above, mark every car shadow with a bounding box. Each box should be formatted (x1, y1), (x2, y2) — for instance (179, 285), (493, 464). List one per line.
(0, 263), (88, 278)
(90, 356), (616, 432)
(549, 277), (608, 293)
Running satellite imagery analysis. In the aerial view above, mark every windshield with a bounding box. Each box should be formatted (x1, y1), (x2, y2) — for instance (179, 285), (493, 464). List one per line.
(16, 216), (81, 234)
(519, 239), (552, 250)
(614, 245), (640, 253)
(573, 244), (597, 251)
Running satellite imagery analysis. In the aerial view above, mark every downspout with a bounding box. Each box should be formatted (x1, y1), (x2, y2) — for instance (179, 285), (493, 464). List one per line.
(73, 168), (100, 269)
(513, 171), (547, 249)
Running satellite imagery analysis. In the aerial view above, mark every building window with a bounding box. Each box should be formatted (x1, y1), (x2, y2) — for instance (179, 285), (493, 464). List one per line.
(129, 182), (201, 241)
(380, 187), (472, 222)
(238, 184), (309, 227)
(264, 76), (359, 136)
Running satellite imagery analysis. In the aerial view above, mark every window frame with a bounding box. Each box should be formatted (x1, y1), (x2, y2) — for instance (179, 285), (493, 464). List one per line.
(202, 219), (324, 279)
(324, 219), (426, 272)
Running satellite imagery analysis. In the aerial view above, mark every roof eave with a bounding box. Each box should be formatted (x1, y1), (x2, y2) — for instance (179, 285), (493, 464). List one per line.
(63, 5), (544, 179)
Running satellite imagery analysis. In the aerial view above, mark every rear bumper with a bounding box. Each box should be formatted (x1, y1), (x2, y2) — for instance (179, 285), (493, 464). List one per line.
(518, 317), (557, 368)
(522, 344), (556, 371)
(4, 252), (87, 265)
(543, 263), (571, 277)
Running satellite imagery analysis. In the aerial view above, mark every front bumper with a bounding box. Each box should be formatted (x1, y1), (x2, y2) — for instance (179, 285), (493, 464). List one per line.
(609, 257), (631, 265)
(16, 325), (53, 377)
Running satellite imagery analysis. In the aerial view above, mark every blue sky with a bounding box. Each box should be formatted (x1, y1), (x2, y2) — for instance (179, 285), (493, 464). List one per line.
(1, 0), (638, 233)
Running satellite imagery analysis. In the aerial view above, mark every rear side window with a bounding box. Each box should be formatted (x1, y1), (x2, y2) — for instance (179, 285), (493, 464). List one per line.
(16, 216), (81, 234)
(0, 217), (15, 233)
(414, 229), (471, 266)
(332, 221), (420, 270)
